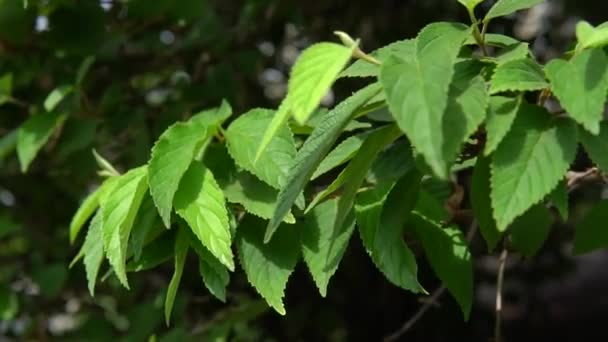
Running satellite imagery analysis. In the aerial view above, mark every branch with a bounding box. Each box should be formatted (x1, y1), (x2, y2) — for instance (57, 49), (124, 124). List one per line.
(567, 167), (602, 191)
(494, 247), (508, 342)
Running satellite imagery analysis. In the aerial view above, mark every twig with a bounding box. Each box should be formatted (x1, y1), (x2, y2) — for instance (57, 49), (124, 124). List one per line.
(567, 167), (600, 191)
(383, 286), (447, 342)
(383, 222), (478, 341)
(494, 247), (508, 342)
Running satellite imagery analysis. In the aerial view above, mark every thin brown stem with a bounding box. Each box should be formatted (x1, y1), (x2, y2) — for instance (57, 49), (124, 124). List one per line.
(495, 247), (508, 342)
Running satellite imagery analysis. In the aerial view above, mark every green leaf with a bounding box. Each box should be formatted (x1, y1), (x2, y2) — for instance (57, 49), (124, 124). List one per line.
(69, 187), (102, 244)
(0, 285), (18, 321)
(458, 0), (486, 11)
(237, 216), (300, 315)
(509, 204), (552, 257)
(492, 42), (531, 65)
(490, 58), (548, 94)
(0, 73), (12, 96)
(545, 48), (608, 135)
(165, 227), (189, 326)
(573, 200), (608, 254)
(148, 102), (231, 227)
(102, 166), (149, 288)
(366, 140), (416, 184)
(576, 21), (608, 51)
(190, 239), (230, 302)
(355, 172), (424, 293)
(491, 104), (577, 231)
(76, 56), (96, 85)
(300, 198), (356, 297)
(484, 0), (544, 22)
(306, 125), (401, 214)
(484, 96), (521, 156)
(255, 42), (354, 159)
(580, 121), (608, 173)
(471, 156), (502, 251)
(225, 108), (296, 189)
(548, 179), (568, 221)
(174, 163), (233, 271)
(381, 22), (470, 178)
(311, 133), (367, 180)
(17, 112), (67, 172)
(265, 83), (383, 242)
(464, 33), (519, 47)
(82, 210), (105, 296)
(128, 195), (161, 262)
(127, 231), (175, 272)
(339, 39), (415, 78)
(441, 60), (488, 166)
(44, 85), (74, 112)
(409, 213), (473, 320)
(0, 130), (17, 165)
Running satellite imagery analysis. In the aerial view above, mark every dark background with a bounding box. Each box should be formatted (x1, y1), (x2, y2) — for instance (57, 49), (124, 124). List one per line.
(1, 0), (608, 340)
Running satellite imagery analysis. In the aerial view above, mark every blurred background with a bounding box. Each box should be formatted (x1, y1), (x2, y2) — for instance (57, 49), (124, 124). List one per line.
(1, 0), (608, 340)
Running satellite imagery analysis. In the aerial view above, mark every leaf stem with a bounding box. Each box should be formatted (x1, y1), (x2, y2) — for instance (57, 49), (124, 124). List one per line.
(495, 246), (508, 342)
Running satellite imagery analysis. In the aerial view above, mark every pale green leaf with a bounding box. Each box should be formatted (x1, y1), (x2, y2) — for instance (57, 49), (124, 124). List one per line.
(69, 187), (102, 244)
(484, 96), (521, 156)
(339, 39), (415, 78)
(509, 204), (552, 258)
(17, 112), (67, 172)
(300, 198), (356, 297)
(102, 166), (149, 288)
(545, 48), (608, 135)
(265, 83), (383, 242)
(573, 200), (608, 254)
(484, 0), (544, 22)
(148, 102), (231, 227)
(355, 171), (424, 293)
(580, 121), (608, 173)
(490, 58), (548, 94)
(311, 133), (367, 180)
(442, 60), (488, 166)
(576, 21), (608, 51)
(82, 209), (105, 296)
(225, 108), (296, 189)
(237, 216), (300, 315)
(44, 85), (74, 112)
(492, 42), (531, 64)
(174, 163), (233, 271)
(381, 22), (470, 178)
(471, 156), (502, 251)
(548, 179), (568, 221)
(458, 0), (485, 11)
(165, 227), (189, 326)
(410, 213), (473, 320)
(491, 104), (577, 231)
(464, 33), (519, 47)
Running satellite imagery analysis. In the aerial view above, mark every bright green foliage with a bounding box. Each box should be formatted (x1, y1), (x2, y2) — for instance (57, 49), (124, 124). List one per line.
(237, 216), (300, 315)
(174, 163), (233, 271)
(484, 0), (544, 22)
(265, 83), (382, 242)
(226, 108), (296, 189)
(339, 39), (414, 78)
(311, 133), (367, 180)
(44, 85), (74, 112)
(442, 61), (488, 166)
(381, 22), (470, 178)
(484, 96), (521, 156)
(573, 200), (608, 254)
(148, 103), (231, 228)
(17, 112), (67, 172)
(101, 166), (149, 288)
(457, 0), (485, 11)
(464, 33), (519, 47)
(509, 205), (552, 258)
(490, 58), (548, 94)
(255, 42), (354, 160)
(576, 21), (608, 51)
(69, 186), (102, 243)
(409, 213), (473, 320)
(548, 180), (568, 221)
(491, 105), (577, 231)
(356, 171), (424, 293)
(82, 210), (105, 296)
(300, 199), (356, 297)
(471, 156), (501, 251)
(165, 228), (189, 326)
(545, 48), (608, 135)
(491, 43), (530, 64)
(580, 122), (608, 173)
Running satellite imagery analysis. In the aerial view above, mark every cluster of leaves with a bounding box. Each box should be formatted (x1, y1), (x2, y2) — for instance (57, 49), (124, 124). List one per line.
(8, 0), (608, 326)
